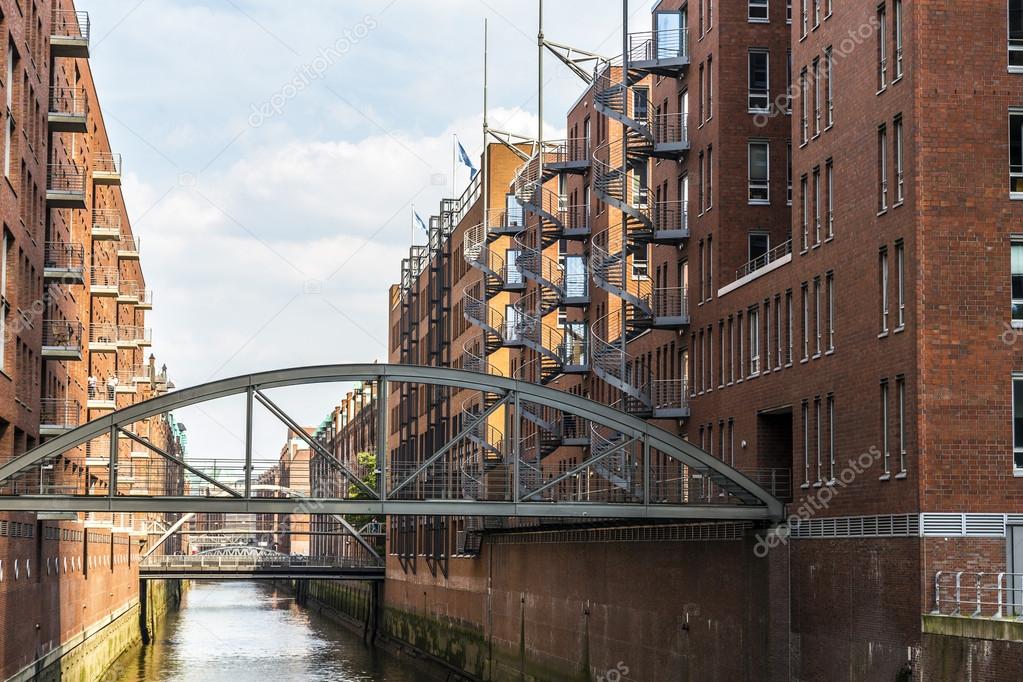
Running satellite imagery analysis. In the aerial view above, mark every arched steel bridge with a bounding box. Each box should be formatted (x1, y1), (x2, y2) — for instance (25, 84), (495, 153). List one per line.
(0, 364), (784, 521)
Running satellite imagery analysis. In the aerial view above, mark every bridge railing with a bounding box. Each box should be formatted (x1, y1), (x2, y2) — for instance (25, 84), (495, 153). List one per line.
(140, 554), (383, 570)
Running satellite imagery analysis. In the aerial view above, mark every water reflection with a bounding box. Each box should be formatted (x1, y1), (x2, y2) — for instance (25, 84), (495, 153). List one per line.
(108, 581), (437, 682)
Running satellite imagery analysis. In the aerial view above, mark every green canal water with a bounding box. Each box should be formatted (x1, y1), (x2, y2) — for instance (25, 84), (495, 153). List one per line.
(105, 581), (444, 681)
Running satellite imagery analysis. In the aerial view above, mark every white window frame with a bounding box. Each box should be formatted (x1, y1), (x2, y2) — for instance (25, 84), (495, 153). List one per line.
(1012, 109), (1023, 199)
(896, 241), (905, 328)
(748, 140), (770, 204)
(800, 0), (808, 38)
(825, 47), (834, 127)
(897, 376), (906, 474)
(802, 400), (810, 486)
(813, 167), (821, 244)
(826, 159), (834, 238)
(880, 247), (890, 333)
(826, 272), (835, 351)
(748, 49), (770, 113)
(800, 68), (809, 143)
(814, 277), (822, 356)
(1013, 239), (1023, 323)
(827, 394), (835, 482)
(815, 397), (822, 483)
(1013, 374), (1023, 474)
(749, 307), (760, 376)
(881, 379), (890, 475)
(878, 124), (889, 212)
(748, 0), (769, 23)
(878, 4), (888, 91)
(894, 115), (905, 204)
(894, 0), (904, 79)
(1011, 0), (1023, 72)
(813, 57), (821, 136)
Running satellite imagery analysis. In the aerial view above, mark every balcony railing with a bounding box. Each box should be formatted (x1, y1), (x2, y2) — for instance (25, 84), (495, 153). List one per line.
(41, 320), (83, 359)
(92, 209), (121, 239)
(40, 398), (81, 432)
(118, 280), (141, 301)
(90, 266), (119, 294)
(651, 379), (689, 418)
(88, 323), (118, 349)
(46, 164), (87, 207)
(746, 468), (793, 502)
(51, 10), (91, 58)
(92, 152), (122, 184)
(627, 27), (688, 63)
(136, 289), (154, 308)
(43, 242), (85, 282)
(48, 86), (88, 132)
(735, 239), (793, 281)
(117, 235), (140, 258)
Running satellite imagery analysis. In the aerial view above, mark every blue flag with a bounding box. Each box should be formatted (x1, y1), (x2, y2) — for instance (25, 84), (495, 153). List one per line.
(414, 211), (429, 233)
(456, 138), (478, 179)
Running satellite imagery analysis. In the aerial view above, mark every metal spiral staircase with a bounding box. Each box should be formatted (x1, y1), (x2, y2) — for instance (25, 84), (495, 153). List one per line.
(514, 231), (590, 308)
(461, 337), (503, 376)
(513, 141), (591, 246)
(588, 420), (642, 499)
(462, 280), (520, 354)
(464, 222), (525, 296)
(590, 308), (652, 414)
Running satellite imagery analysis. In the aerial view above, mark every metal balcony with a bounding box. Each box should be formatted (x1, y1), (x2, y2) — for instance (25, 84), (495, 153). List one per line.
(649, 286), (689, 329)
(46, 164), (86, 208)
(136, 289), (154, 310)
(88, 323), (118, 352)
(90, 266), (119, 296)
(113, 368), (140, 393)
(40, 398), (81, 436)
(627, 27), (689, 74)
(117, 280), (141, 303)
(545, 137), (590, 174)
(87, 382), (116, 410)
(43, 242), (85, 284)
(651, 379), (690, 419)
(117, 235), (140, 259)
(51, 10), (90, 58)
(41, 320), (83, 360)
(48, 86), (88, 133)
(132, 325), (153, 347)
(484, 206), (526, 240)
(92, 209), (121, 240)
(92, 152), (122, 185)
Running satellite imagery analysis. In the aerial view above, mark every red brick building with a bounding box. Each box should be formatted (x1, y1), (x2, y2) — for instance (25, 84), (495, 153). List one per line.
(0, 1), (177, 677)
(382, 1), (1023, 679)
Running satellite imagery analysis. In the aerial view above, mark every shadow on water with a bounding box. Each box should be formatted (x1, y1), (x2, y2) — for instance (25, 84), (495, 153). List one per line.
(102, 581), (444, 682)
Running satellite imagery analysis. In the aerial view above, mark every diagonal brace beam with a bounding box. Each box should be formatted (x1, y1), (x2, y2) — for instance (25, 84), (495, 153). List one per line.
(388, 392), (510, 498)
(524, 436), (638, 500)
(120, 429), (241, 498)
(254, 389), (378, 499)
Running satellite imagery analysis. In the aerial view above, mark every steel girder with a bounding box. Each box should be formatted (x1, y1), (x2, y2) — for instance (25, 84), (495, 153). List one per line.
(0, 364), (785, 520)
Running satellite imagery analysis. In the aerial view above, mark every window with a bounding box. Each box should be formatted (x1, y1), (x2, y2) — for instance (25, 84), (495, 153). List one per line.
(894, 115), (905, 203)
(813, 57), (821, 136)
(800, 0), (808, 37)
(749, 307), (760, 375)
(699, 239), (705, 301)
(748, 140), (770, 202)
(4, 42), (15, 179)
(880, 379), (890, 474)
(699, 64), (705, 123)
(878, 124), (889, 212)
(699, 151), (706, 211)
(706, 234), (713, 295)
(1013, 240), (1023, 321)
(787, 143), (793, 204)
(825, 47), (834, 126)
(897, 376), (906, 473)
(800, 175), (809, 249)
(894, 0), (904, 78)
(748, 50), (770, 112)
(827, 395), (835, 481)
(0, 228), (7, 372)
(1013, 376), (1023, 470)
(814, 0), (821, 27)
(802, 400), (810, 485)
(707, 56), (713, 118)
(1012, 110), (1023, 197)
(706, 145), (713, 209)
(895, 241), (905, 328)
(786, 50), (793, 113)
(801, 283), (809, 359)
(800, 68), (809, 143)
(728, 316), (735, 383)
(786, 290), (794, 364)
(813, 167), (821, 244)
(776, 294), (783, 368)
(764, 299), (772, 373)
(749, 233), (770, 263)
(825, 159), (834, 237)
(633, 87), (649, 122)
(826, 271), (835, 351)
(749, 0), (769, 22)
(1012, 0), (1023, 70)
(815, 397), (822, 482)
(787, 0), (793, 24)
(880, 247), (890, 333)
(629, 242), (649, 279)
(813, 277), (822, 355)
(877, 3), (888, 91)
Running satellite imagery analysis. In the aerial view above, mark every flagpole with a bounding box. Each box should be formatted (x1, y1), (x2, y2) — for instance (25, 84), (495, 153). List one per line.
(410, 202), (414, 245)
(482, 19), (489, 228)
(451, 134), (456, 200)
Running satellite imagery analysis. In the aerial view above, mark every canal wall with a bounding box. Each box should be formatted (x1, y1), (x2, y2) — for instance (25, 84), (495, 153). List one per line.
(2, 579), (182, 682)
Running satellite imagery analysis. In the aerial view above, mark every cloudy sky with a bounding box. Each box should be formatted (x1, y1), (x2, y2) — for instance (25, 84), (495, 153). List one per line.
(85, 0), (649, 460)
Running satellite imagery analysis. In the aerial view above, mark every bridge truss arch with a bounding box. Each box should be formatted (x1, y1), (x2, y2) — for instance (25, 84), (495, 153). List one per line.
(0, 364), (783, 521)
